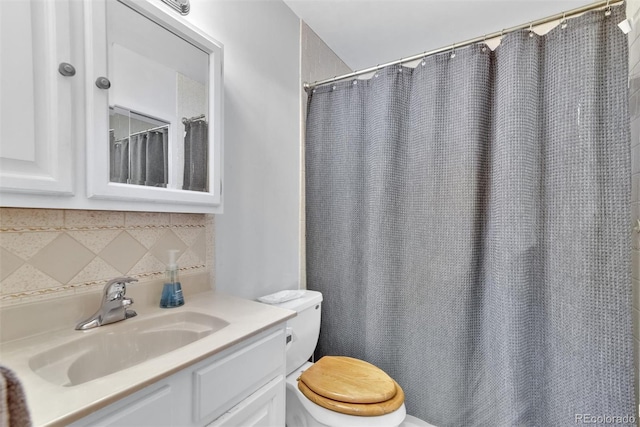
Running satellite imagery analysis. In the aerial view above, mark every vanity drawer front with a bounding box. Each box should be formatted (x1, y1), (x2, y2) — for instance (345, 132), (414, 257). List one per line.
(70, 384), (176, 427)
(193, 329), (285, 423)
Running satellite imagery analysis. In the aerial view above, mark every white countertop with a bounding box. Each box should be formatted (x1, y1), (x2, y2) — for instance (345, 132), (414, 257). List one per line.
(0, 290), (295, 426)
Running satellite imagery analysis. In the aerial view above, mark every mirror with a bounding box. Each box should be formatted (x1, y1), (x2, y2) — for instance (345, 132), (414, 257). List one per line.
(86, 0), (223, 211)
(107, 0), (209, 192)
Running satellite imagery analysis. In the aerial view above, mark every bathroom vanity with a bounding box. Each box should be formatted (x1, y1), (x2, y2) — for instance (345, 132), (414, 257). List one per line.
(0, 278), (295, 426)
(70, 327), (286, 427)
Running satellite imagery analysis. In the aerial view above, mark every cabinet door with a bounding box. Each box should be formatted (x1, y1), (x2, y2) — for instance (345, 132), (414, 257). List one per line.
(193, 329), (285, 423)
(0, 0), (74, 196)
(207, 376), (285, 427)
(85, 0), (224, 212)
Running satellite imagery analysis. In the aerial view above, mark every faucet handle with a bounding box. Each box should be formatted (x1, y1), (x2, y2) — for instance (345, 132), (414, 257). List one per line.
(103, 276), (138, 301)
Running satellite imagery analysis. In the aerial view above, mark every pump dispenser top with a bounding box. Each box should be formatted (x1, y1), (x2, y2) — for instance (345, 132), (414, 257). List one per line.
(167, 249), (179, 282)
(160, 249), (184, 308)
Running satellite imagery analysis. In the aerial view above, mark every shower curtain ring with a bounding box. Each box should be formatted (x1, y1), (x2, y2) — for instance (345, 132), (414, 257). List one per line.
(450, 44), (456, 59)
(528, 22), (534, 37)
(561, 12), (568, 29)
(605, 0), (612, 16)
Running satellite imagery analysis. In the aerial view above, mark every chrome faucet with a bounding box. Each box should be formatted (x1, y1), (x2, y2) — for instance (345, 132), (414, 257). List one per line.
(75, 277), (138, 330)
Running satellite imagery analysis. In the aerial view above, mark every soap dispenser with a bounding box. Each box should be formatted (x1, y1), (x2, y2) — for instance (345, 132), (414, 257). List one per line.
(160, 250), (184, 308)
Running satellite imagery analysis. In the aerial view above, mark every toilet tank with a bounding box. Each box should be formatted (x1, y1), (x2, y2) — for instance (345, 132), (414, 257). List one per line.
(273, 290), (323, 375)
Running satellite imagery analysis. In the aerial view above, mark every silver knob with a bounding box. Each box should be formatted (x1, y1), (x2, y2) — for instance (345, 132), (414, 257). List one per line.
(95, 76), (111, 90)
(58, 62), (76, 77)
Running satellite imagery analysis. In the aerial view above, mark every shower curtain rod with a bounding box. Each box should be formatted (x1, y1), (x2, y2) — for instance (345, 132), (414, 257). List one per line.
(303, 0), (624, 90)
(128, 124), (169, 137)
(113, 124), (169, 142)
(182, 114), (207, 125)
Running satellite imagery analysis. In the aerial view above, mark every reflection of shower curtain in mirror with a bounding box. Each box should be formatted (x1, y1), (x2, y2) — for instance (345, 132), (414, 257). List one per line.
(145, 129), (168, 187)
(111, 128), (168, 187)
(129, 133), (147, 186)
(183, 119), (208, 192)
(109, 130), (129, 184)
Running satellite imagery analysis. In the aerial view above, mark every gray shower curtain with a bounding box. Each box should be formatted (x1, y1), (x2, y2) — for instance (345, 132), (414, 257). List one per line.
(305, 6), (634, 426)
(145, 129), (169, 187)
(126, 129), (168, 187)
(183, 120), (208, 192)
(129, 133), (147, 186)
(109, 131), (129, 184)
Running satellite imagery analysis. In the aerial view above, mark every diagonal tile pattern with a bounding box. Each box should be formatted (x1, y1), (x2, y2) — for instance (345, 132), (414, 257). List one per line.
(173, 227), (202, 246)
(29, 234), (95, 284)
(0, 248), (24, 281)
(128, 253), (168, 277)
(127, 228), (167, 249)
(99, 231), (147, 274)
(0, 208), (212, 304)
(150, 230), (187, 265)
(0, 231), (60, 260)
(1, 264), (60, 294)
(191, 233), (207, 263)
(68, 230), (122, 254)
(69, 257), (122, 285)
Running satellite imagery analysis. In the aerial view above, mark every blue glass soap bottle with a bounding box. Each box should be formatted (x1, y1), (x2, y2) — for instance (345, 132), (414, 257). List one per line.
(160, 250), (184, 308)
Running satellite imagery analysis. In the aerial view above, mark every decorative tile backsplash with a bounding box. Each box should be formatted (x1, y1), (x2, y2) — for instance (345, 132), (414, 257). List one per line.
(0, 208), (214, 305)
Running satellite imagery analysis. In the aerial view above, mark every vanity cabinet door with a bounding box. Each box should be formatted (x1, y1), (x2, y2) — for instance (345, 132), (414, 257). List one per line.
(193, 329), (285, 423)
(0, 0), (75, 196)
(207, 376), (285, 427)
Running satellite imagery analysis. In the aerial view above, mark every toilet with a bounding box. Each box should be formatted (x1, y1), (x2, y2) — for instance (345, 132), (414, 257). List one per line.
(271, 290), (434, 427)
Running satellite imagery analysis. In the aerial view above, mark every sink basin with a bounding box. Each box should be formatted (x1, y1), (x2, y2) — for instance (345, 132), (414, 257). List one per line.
(29, 311), (229, 387)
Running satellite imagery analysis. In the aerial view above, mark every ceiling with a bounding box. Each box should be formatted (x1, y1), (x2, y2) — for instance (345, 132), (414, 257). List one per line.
(283, 0), (597, 71)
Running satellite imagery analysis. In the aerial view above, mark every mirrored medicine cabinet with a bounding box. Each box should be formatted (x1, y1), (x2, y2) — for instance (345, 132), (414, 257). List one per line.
(87, 0), (223, 209)
(0, 0), (223, 213)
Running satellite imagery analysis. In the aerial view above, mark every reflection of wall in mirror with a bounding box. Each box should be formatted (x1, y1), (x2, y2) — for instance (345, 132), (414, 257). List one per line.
(110, 113), (162, 142)
(177, 74), (208, 192)
(111, 45), (176, 132)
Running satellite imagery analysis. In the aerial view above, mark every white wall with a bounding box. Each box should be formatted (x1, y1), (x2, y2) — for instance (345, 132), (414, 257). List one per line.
(184, 0), (301, 299)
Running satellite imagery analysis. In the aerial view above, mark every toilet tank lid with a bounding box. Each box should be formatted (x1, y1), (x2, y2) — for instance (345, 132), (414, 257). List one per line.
(271, 290), (322, 312)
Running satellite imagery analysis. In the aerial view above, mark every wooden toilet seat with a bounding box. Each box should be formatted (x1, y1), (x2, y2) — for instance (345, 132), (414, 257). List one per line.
(297, 356), (405, 416)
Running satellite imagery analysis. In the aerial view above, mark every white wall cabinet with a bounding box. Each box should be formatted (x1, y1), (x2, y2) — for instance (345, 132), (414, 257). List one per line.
(70, 327), (286, 427)
(0, 0), (75, 197)
(0, 0), (224, 214)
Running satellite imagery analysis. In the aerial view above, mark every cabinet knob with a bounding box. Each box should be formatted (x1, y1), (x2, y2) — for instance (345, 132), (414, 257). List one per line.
(58, 63), (76, 77)
(95, 77), (111, 90)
